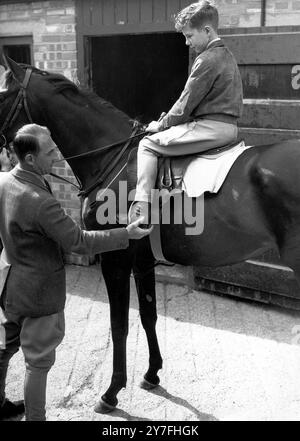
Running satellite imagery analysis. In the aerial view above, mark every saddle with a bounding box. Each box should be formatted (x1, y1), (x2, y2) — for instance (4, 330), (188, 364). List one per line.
(127, 139), (241, 193)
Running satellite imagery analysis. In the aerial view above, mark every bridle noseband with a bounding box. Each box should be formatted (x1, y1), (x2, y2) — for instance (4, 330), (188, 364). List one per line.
(0, 67), (33, 151)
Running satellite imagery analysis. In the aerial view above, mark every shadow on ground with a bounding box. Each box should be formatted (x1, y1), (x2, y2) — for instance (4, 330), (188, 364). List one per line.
(65, 264), (300, 345)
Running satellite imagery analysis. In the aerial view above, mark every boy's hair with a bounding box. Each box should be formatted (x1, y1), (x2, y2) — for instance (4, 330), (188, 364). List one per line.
(174, 1), (219, 32)
(13, 123), (49, 161)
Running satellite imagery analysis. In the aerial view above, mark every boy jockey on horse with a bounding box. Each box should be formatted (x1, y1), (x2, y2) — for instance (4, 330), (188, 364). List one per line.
(129, 0), (243, 226)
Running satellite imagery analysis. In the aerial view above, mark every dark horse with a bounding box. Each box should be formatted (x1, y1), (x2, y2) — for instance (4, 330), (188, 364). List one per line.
(1, 57), (300, 411)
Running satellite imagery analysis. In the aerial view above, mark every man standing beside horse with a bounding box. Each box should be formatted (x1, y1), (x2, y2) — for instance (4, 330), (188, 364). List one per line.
(130, 0), (243, 225)
(0, 123), (151, 421)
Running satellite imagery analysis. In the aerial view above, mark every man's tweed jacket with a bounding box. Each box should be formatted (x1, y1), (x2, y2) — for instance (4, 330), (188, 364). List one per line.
(0, 165), (129, 317)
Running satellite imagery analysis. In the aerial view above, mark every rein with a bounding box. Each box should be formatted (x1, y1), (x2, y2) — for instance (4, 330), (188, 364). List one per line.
(77, 124), (143, 197)
(53, 129), (145, 163)
(49, 124), (144, 197)
(51, 123), (144, 197)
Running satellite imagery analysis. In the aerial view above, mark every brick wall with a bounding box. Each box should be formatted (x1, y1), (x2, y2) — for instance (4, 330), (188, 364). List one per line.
(0, 0), (91, 265)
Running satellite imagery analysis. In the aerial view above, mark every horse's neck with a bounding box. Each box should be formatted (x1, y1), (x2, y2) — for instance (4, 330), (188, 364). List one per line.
(47, 102), (133, 189)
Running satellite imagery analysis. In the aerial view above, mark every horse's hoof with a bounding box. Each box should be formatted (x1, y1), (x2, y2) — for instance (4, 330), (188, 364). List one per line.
(140, 378), (159, 390)
(94, 398), (116, 414)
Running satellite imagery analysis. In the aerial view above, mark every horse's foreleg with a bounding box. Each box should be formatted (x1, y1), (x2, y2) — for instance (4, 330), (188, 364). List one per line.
(95, 249), (133, 413)
(133, 238), (163, 389)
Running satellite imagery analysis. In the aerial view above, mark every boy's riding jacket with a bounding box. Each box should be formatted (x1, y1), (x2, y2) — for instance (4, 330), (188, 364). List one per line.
(157, 39), (243, 131)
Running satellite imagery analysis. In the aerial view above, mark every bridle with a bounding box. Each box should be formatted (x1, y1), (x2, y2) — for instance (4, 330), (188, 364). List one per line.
(0, 68), (33, 151)
(0, 67), (147, 197)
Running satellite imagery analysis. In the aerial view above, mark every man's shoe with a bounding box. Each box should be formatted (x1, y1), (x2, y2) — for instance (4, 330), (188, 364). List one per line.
(128, 201), (152, 229)
(0, 399), (25, 420)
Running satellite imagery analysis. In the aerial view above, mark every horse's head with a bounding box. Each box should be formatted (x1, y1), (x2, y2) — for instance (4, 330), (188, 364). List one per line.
(0, 55), (134, 151)
(0, 56), (138, 189)
(0, 54), (82, 151)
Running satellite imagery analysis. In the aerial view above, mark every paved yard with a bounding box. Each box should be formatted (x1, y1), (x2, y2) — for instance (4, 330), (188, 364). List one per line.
(5, 263), (300, 421)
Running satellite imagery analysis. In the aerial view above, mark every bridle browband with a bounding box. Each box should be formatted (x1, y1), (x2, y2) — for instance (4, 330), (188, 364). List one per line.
(0, 67), (147, 197)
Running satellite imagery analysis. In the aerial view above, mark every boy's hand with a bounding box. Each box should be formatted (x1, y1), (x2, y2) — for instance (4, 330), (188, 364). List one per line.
(146, 120), (160, 133)
(146, 112), (166, 133)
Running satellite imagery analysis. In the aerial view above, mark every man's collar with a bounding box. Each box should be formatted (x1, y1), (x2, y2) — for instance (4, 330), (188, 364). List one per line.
(14, 164), (45, 181)
(11, 165), (50, 191)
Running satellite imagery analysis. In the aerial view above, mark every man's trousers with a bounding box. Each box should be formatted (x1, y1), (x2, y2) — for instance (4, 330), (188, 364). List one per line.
(0, 310), (65, 421)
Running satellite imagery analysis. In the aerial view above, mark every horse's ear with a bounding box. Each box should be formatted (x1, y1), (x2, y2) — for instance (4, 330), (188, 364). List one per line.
(0, 50), (6, 66)
(2, 53), (25, 83)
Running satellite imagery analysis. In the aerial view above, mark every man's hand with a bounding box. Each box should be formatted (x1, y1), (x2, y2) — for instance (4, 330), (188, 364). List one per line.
(126, 217), (153, 239)
(146, 120), (161, 133)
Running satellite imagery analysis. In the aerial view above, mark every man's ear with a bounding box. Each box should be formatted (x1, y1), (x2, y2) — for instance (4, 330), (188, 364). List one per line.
(24, 152), (35, 166)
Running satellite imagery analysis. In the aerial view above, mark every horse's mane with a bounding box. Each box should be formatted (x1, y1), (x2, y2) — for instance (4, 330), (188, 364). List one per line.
(79, 89), (132, 123)
(4, 63), (132, 123)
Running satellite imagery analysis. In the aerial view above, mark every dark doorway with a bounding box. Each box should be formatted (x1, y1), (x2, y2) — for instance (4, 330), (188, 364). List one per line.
(3, 44), (31, 64)
(0, 36), (32, 65)
(90, 33), (189, 123)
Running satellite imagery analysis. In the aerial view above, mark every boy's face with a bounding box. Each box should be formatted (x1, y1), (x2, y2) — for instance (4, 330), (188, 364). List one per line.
(182, 24), (210, 54)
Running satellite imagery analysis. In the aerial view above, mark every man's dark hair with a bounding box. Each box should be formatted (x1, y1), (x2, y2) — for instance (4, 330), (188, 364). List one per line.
(13, 134), (40, 162)
(12, 124), (49, 162)
(175, 1), (219, 32)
